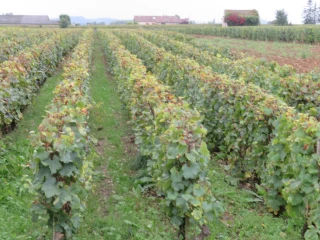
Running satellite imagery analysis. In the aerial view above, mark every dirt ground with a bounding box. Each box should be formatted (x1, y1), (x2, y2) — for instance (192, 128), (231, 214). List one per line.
(192, 34), (320, 73)
(241, 48), (320, 73)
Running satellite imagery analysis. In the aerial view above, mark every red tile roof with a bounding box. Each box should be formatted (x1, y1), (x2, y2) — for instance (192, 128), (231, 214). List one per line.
(134, 16), (189, 24)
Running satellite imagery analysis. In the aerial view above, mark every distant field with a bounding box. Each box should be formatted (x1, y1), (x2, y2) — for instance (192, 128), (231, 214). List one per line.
(164, 25), (320, 44)
(193, 35), (320, 73)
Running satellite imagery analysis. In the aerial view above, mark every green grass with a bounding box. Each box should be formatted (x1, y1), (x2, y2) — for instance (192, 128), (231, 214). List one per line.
(202, 161), (303, 240)
(195, 36), (316, 60)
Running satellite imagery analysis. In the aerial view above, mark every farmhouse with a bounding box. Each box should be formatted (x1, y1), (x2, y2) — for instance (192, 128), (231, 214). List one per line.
(134, 16), (189, 25)
(0, 15), (59, 26)
(223, 9), (260, 26)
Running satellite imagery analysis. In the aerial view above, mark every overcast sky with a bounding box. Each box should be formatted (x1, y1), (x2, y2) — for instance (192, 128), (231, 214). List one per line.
(1, 0), (309, 24)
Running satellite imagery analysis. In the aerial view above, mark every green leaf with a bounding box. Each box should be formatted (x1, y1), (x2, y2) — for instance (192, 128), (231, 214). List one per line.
(193, 185), (205, 197)
(202, 201), (213, 212)
(178, 144), (188, 155)
(182, 162), (200, 179)
(61, 152), (73, 163)
(78, 126), (87, 136)
(71, 215), (82, 229)
(186, 153), (196, 162)
(288, 194), (303, 206)
(35, 147), (50, 161)
(41, 177), (60, 198)
(176, 197), (187, 207)
(182, 194), (193, 201)
(172, 181), (185, 191)
(167, 190), (178, 200)
(171, 216), (182, 226)
(267, 198), (282, 212)
(35, 167), (52, 182)
(60, 163), (78, 177)
(42, 155), (62, 174)
(53, 189), (72, 209)
(199, 141), (209, 157)
(170, 167), (182, 182)
(304, 228), (318, 240)
(182, 193), (200, 206)
(167, 146), (179, 159)
(263, 107), (273, 115)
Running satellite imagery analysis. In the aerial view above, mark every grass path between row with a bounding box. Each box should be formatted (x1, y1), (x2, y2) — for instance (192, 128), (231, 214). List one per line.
(76, 33), (177, 239)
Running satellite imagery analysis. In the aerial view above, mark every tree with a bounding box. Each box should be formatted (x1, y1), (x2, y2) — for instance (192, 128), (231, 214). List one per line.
(59, 14), (71, 28)
(275, 9), (288, 25)
(208, 18), (216, 24)
(313, 2), (318, 23)
(303, 0), (316, 24)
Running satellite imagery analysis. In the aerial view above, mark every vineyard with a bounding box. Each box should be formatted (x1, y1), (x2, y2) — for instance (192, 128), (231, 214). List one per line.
(1, 26), (320, 240)
(170, 25), (320, 44)
(107, 24), (320, 44)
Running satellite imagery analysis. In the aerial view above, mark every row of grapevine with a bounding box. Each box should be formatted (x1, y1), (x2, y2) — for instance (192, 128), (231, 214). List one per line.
(99, 30), (223, 238)
(167, 25), (320, 44)
(31, 29), (94, 239)
(144, 30), (292, 73)
(0, 28), (35, 41)
(113, 30), (320, 239)
(132, 30), (320, 119)
(163, 30), (240, 60)
(0, 29), (60, 63)
(0, 30), (81, 133)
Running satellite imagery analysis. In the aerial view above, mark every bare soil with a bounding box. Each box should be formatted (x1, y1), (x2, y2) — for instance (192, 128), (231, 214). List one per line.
(242, 48), (320, 73)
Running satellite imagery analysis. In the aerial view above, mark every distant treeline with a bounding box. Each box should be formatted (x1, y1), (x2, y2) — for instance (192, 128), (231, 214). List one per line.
(110, 20), (136, 25)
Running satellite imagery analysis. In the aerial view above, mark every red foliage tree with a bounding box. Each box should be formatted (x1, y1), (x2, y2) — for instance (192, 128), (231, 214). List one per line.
(225, 14), (246, 26)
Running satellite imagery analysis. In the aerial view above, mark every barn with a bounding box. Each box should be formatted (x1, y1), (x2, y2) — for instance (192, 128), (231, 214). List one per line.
(0, 15), (59, 26)
(134, 16), (189, 25)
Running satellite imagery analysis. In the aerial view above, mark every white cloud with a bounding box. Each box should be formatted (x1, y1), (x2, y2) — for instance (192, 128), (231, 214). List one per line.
(1, 0), (307, 24)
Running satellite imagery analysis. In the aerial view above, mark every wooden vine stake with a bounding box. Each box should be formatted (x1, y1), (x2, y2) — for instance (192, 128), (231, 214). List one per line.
(178, 217), (187, 240)
(53, 232), (64, 240)
(317, 138), (320, 178)
(301, 139), (320, 238)
(302, 138), (320, 237)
